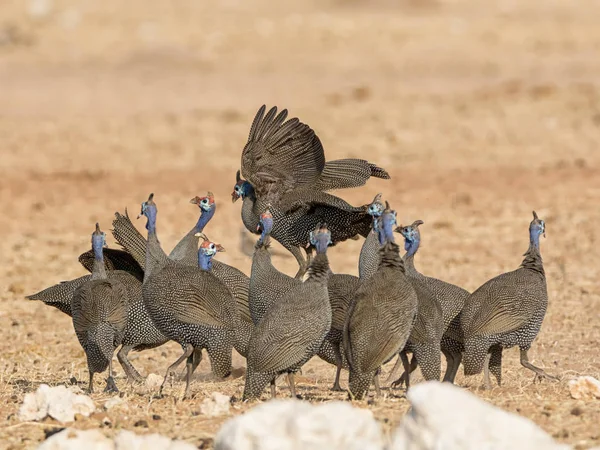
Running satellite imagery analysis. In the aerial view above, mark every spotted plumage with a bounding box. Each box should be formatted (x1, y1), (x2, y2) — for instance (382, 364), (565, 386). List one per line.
(111, 193), (253, 360)
(71, 224), (129, 393)
(243, 225), (333, 400)
(139, 194), (239, 398)
(388, 220), (470, 385)
(461, 211), (556, 388)
(250, 212), (352, 390)
(344, 206), (418, 400)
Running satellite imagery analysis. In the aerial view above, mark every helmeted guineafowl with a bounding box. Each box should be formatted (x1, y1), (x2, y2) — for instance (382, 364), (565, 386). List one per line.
(461, 211), (557, 388)
(387, 220), (470, 385)
(232, 105), (390, 277)
(250, 211), (354, 391)
(112, 193), (252, 361)
(27, 234), (169, 385)
(243, 225), (333, 400)
(139, 194), (239, 398)
(343, 205), (418, 400)
(248, 210), (299, 324)
(71, 224), (129, 393)
(358, 194), (385, 281)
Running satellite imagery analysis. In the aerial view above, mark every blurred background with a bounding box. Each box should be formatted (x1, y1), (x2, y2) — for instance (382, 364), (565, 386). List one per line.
(1, 0), (599, 446)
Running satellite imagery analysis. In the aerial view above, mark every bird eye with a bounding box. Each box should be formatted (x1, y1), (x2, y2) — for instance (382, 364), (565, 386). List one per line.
(201, 198), (208, 204)
(210, 243), (215, 250)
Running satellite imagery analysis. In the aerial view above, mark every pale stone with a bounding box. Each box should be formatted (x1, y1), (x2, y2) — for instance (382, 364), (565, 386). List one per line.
(36, 429), (196, 450)
(104, 397), (125, 411)
(114, 430), (196, 449)
(19, 384), (95, 423)
(200, 392), (230, 417)
(214, 399), (383, 450)
(391, 381), (569, 450)
(37, 429), (113, 450)
(568, 376), (600, 400)
(145, 373), (163, 391)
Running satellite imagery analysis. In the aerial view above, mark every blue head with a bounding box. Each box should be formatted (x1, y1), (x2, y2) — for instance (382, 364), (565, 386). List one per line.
(378, 203), (398, 245)
(529, 211), (545, 248)
(92, 223), (107, 260)
(367, 194), (385, 233)
(232, 170), (255, 202)
(309, 224), (332, 254)
(190, 192), (216, 232)
(396, 220), (423, 256)
(196, 233), (225, 271)
(257, 209), (274, 244)
(137, 193), (157, 233)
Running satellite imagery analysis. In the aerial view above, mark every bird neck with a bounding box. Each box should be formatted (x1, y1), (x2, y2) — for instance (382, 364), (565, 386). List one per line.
(521, 233), (544, 274)
(379, 241), (405, 272)
(144, 227), (164, 281)
(305, 253), (331, 284)
(91, 245), (107, 280)
(403, 252), (417, 275)
(405, 237), (419, 257)
(195, 206), (216, 233)
(198, 252), (213, 271)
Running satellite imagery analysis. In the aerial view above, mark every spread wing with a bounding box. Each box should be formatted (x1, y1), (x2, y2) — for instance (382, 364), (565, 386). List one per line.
(240, 105), (325, 200)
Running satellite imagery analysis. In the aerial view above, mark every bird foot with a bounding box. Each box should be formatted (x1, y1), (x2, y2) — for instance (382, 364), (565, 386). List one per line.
(390, 376), (406, 389)
(330, 384), (344, 392)
(533, 371), (559, 383)
(104, 377), (119, 393)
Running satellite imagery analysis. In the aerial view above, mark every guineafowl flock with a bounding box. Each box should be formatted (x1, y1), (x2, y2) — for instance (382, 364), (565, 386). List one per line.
(27, 105), (558, 401)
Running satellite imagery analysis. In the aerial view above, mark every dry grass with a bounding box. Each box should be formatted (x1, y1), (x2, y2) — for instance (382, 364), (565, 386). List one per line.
(1, 0), (600, 448)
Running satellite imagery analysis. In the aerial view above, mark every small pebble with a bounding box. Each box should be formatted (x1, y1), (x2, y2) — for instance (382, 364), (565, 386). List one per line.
(134, 419), (148, 428)
(571, 406), (584, 416)
(152, 414), (161, 420)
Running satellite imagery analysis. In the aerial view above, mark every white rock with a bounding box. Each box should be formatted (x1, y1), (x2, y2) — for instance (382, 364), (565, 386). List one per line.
(37, 429), (113, 450)
(214, 400), (383, 450)
(36, 429), (196, 450)
(391, 381), (569, 450)
(200, 392), (230, 417)
(114, 430), (196, 450)
(568, 376), (600, 400)
(145, 373), (163, 391)
(19, 384), (95, 423)
(104, 397), (125, 411)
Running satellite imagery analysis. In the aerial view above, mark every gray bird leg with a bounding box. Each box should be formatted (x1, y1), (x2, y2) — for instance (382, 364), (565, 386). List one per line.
(331, 344), (344, 391)
(287, 373), (297, 398)
(520, 348), (558, 382)
(160, 345), (194, 396)
(104, 359), (119, 393)
(117, 345), (144, 383)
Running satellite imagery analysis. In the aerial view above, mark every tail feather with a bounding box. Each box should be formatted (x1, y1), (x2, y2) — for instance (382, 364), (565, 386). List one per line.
(111, 209), (147, 271)
(315, 159), (390, 191)
(26, 276), (91, 317)
(368, 163), (391, 180)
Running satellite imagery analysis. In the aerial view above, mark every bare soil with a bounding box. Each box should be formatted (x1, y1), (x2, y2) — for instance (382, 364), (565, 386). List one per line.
(0, 0), (599, 448)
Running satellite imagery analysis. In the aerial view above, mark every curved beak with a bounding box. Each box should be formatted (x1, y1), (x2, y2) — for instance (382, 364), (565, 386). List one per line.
(215, 244), (226, 252)
(231, 192), (239, 203)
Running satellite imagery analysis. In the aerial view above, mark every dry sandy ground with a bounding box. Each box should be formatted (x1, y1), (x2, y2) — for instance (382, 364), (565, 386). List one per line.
(1, 0), (599, 448)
